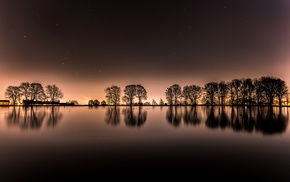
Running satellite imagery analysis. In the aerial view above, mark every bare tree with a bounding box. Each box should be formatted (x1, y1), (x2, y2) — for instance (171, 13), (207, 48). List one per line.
(19, 82), (31, 100)
(123, 84), (136, 106)
(204, 82), (218, 105)
(136, 84), (147, 105)
(45, 84), (64, 102)
(105, 85), (121, 106)
(5, 86), (21, 104)
(30, 83), (46, 101)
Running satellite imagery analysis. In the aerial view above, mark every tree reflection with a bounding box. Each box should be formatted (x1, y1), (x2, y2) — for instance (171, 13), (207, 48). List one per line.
(183, 106), (201, 126)
(204, 106), (288, 135)
(5, 106), (63, 130)
(47, 106), (63, 127)
(105, 106), (121, 125)
(166, 106), (182, 127)
(122, 106), (147, 127)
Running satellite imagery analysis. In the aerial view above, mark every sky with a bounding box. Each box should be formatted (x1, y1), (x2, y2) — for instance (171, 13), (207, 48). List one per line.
(0, 0), (290, 104)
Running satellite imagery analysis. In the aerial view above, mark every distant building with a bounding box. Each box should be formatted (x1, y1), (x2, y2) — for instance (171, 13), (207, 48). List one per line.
(0, 100), (10, 105)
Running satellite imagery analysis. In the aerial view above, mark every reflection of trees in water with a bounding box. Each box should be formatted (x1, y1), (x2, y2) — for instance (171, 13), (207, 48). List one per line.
(5, 106), (63, 130)
(255, 107), (288, 135)
(166, 106), (182, 127)
(205, 106), (288, 135)
(47, 106), (63, 127)
(183, 106), (201, 126)
(122, 107), (147, 127)
(105, 106), (120, 125)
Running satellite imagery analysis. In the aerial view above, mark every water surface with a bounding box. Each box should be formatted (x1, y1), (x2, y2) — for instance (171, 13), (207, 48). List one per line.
(0, 106), (289, 181)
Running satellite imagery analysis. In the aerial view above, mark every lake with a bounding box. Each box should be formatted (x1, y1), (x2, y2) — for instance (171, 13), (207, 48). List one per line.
(0, 106), (289, 181)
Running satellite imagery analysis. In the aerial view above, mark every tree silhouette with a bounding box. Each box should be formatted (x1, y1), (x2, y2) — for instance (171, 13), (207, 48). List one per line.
(204, 82), (218, 105)
(217, 81), (228, 105)
(152, 99), (157, 105)
(5, 86), (21, 104)
(105, 85), (121, 106)
(136, 84), (147, 105)
(19, 82), (31, 100)
(166, 84), (182, 105)
(123, 84), (136, 106)
(230, 79), (242, 105)
(30, 83), (46, 101)
(45, 84), (64, 102)
(241, 78), (255, 105)
(159, 98), (165, 105)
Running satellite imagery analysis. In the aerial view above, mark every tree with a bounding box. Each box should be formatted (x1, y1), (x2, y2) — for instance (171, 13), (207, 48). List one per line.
(159, 98), (165, 105)
(230, 79), (242, 105)
(123, 84), (136, 106)
(5, 86), (21, 104)
(45, 84), (64, 102)
(19, 82), (31, 100)
(122, 96), (130, 105)
(136, 84), (147, 105)
(101, 100), (107, 106)
(182, 86), (190, 105)
(204, 82), (218, 105)
(240, 78), (255, 105)
(30, 83), (46, 101)
(274, 78), (288, 107)
(105, 85), (121, 106)
(259, 76), (288, 106)
(152, 99), (157, 105)
(93, 99), (100, 106)
(166, 84), (182, 105)
(253, 78), (264, 105)
(217, 81), (228, 105)
(165, 87), (174, 105)
(188, 85), (202, 105)
(88, 100), (94, 106)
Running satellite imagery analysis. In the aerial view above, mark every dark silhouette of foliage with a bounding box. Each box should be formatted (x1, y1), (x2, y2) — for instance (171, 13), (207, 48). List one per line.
(30, 83), (46, 101)
(101, 100), (107, 106)
(159, 98), (165, 105)
(152, 99), (157, 105)
(204, 82), (218, 105)
(105, 85), (121, 106)
(136, 84), (147, 105)
(5, 86), (21, 104)
(230, 79), (242, 105)
(166, 84), (182, 105)
(217, 81), (228, 105)
(19, 82), (31, 100)
(45, 84), (64, 102)
(123, 84), (137, 106)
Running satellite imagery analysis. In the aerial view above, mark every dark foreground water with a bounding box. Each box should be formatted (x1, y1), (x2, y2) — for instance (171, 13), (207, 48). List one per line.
(0, 106), (289, 181)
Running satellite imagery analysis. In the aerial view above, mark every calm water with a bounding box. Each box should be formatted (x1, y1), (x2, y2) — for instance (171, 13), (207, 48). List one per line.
(0, 106), (289, 181)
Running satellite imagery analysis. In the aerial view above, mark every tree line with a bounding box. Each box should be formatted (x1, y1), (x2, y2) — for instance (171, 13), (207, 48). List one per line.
(5, 82), (63, 105)
(166, 76), (288, 106)
(98, 76), (288, 107)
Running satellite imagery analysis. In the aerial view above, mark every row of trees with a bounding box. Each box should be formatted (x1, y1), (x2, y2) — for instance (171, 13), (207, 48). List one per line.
(5, 82), (64, 104)
(166, 76), (288, 106)
(103, 84), (148, 106)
